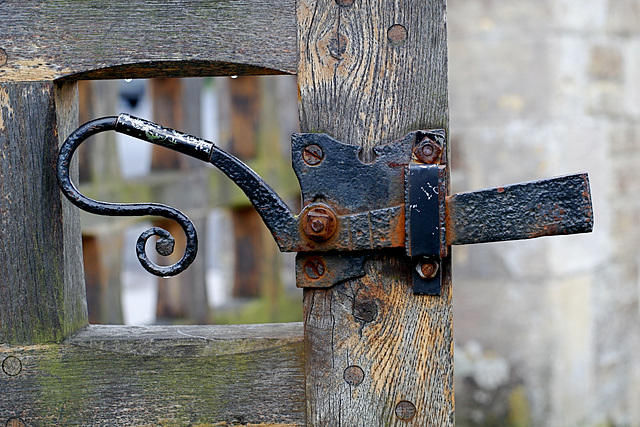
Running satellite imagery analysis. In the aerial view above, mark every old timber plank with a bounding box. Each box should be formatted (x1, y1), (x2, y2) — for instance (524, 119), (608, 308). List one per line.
(0, 0), (297, 82)
(297, 0), (452, 426)
(0, 323), (305, 425)
(0, 81), (87, 344)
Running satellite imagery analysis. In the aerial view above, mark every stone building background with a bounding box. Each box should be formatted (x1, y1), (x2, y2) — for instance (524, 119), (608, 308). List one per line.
(448, 0), (640, 425)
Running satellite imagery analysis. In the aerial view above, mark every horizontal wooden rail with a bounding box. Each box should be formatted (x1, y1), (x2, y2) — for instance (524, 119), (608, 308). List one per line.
(0, 0), (297, 82)
(0, 323), (305, 425)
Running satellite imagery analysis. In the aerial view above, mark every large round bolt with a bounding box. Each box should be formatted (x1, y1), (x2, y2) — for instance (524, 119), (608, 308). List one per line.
(413, 135), (443, 164)
(302, 144), (324, 166)
(301, 204), (337, 241)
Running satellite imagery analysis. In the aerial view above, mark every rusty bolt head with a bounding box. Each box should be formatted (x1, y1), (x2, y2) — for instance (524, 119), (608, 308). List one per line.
(302, 144), (324, 166)
(302, 204), (337, 241)
(413, 136), (443, 164)
(416, 259), (439, 279)
(304, 257), (326, 279)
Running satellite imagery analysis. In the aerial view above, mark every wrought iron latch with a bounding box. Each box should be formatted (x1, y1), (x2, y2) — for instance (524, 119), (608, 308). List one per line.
(58, 114), (593, 295)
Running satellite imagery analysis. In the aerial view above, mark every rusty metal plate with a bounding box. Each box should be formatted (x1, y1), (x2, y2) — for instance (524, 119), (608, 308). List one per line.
(446, 173), (593, 246)
(296, 252), (368, 288)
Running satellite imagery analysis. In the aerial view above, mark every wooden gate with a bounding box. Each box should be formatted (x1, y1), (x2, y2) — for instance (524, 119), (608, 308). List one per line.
(0, 1), (452, 425)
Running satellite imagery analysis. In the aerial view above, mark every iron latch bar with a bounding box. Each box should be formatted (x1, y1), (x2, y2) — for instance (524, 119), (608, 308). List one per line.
(57, 114), (593, 295)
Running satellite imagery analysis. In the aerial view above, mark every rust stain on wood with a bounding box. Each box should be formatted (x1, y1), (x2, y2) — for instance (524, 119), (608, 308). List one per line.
(299, 0), (452, 423)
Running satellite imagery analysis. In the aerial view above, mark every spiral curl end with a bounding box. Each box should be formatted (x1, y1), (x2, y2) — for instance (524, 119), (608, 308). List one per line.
(136, 226), (197, 277)
(57, 116), (199, 279)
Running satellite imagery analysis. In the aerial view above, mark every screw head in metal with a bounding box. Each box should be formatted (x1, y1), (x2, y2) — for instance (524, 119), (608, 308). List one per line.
(395, 400), (416, 421)
(343, 365), (365, 386)
(416, 259), (439, 279)
(304, 257), (326, 279)
(413, 136), (443, 164)
(2, 356), (22, 376)
(302, 144), (324, 166)
(301, 204), (337, 241)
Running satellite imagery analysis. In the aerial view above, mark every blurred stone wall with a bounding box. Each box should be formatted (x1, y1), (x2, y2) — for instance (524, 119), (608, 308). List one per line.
(448, 0), (640, 425)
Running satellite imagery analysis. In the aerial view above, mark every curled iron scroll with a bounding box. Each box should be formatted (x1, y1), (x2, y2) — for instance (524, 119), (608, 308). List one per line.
(57, 116), (197, 277)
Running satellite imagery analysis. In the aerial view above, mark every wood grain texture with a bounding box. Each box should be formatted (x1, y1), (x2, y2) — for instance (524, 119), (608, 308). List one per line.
(297, 0), (452, 425)
(0, 323), (305, 425)
(0, 81), (87, 344)
(0, 0), (297, 82)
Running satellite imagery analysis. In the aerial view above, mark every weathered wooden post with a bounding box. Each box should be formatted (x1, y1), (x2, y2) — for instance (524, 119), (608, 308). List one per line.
(0, 81), (87, 344)
(297, 0), (453, 424)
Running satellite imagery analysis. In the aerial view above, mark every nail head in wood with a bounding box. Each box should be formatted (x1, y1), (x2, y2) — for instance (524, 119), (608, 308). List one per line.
(2, 356), (22, 376)
(6, 418), (26, 427)
(343, 365), (364, 386)
(387, 24), (408, 44)
(302, 144), (324, 166)
(395, 400), (416, 421)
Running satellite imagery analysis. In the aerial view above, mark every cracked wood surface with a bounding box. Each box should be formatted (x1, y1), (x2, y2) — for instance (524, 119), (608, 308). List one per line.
(297, 0), (453, 425)
(0, 81), (87, 344)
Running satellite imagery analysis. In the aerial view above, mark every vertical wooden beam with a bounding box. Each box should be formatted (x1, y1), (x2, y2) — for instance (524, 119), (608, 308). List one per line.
(297, 1), (451, 425)
(0, 81), (87, 344)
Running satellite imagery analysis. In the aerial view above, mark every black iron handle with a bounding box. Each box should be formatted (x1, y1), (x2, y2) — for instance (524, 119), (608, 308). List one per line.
(115, 114), (300, 251)
(57, 114), (299, 277)
(57, 116), (199, 277)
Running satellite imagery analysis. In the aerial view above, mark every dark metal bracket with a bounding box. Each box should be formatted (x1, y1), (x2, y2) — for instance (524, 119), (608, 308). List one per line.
(57, 114), (594, 295)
